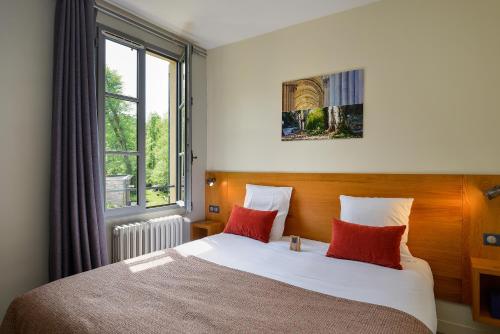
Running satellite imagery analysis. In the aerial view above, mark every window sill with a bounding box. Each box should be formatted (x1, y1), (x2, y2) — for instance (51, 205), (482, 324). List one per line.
(104, 204), (186, 225)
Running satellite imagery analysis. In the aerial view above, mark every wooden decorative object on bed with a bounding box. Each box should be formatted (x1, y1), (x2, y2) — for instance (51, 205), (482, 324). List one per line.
(290, 235), (301, 252)
(205, 171), (500, 304)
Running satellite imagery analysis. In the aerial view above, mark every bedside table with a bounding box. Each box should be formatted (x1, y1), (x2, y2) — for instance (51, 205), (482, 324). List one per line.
(471, 257), (500, 327)
(191, 220), (224, 241)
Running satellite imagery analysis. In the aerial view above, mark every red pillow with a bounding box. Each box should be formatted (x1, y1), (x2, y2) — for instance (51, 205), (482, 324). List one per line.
(224, 205), (278, 243)
(326, 219), (406, 270)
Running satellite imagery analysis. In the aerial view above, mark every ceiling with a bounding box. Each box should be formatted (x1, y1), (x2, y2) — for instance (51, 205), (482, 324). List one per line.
(106, 0), (379, 50)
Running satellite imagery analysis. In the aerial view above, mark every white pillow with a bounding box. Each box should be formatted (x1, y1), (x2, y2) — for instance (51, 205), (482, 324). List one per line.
(339, 195), (414, 258)
(244, 184), (293, 241)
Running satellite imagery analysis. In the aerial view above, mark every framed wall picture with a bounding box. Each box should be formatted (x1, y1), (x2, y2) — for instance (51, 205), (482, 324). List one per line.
(282, 69), (364, 141)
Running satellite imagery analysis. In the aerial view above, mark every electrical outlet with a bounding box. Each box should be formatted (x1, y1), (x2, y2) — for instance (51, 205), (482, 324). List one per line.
(483, 233), (500, 246)
(208, 205), (220, 213)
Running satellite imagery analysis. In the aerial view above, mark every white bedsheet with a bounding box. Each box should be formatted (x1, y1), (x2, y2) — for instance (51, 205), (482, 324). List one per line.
(175, 233), (437, 333)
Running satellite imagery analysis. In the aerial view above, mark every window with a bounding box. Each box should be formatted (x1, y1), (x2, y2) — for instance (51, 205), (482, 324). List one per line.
(97, 28), (190, 215)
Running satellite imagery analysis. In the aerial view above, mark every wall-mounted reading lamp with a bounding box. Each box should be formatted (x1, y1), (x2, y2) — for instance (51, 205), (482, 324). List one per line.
(485, 185), (500, 200)
(207, 177), (216, 187)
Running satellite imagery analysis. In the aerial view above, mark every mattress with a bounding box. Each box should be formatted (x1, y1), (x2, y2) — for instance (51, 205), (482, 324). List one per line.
(176, 233), (437, 333)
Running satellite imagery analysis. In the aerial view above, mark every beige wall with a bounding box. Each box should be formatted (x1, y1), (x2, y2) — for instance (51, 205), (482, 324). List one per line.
(206, 0), (500, 332)
(207, 0), (500, 174)
(0, 0), (56, 318)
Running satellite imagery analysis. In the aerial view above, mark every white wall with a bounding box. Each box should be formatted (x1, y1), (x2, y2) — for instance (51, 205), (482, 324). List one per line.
(206, 0), (500, 333)
(207, 0), (500, 174)
(0, 0), (56, 318)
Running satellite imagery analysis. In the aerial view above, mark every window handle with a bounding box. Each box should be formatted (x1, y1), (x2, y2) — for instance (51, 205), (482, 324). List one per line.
(191, 151), (198, 165)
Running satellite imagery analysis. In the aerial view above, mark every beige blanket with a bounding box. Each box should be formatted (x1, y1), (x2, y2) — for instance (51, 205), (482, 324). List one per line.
(1, 250), (431, 334)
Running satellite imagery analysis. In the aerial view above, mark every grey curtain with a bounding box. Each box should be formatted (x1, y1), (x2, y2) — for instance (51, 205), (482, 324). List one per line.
(49, 0), (108, 281)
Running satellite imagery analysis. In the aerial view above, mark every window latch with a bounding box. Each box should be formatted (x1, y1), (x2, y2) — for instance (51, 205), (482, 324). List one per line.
(191, 151), (198, 165)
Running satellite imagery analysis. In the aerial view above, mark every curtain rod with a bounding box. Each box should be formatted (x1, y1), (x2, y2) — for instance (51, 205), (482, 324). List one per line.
(94, 2), (207, 57)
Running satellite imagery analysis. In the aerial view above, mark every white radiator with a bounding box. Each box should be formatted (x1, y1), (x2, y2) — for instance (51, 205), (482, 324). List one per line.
(112, 215), (184, 262)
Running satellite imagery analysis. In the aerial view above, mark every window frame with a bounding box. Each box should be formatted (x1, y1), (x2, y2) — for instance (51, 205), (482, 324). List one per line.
(96, 24), (191, 218)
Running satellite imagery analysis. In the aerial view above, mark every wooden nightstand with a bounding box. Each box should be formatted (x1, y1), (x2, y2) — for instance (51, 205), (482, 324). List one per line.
(471, 257), (500, 327)
(191, 220), (224, 241)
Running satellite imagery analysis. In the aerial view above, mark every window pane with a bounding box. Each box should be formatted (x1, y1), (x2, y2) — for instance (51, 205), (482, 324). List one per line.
(178, 56), (186, 204)
(105, 154), (138, 209)
(105, 39), (137, 97)
(181, 61), (185, 104)
(105, 97), (137, 151)
(145, 52), (176, 208)
(177, 104), (185, 203)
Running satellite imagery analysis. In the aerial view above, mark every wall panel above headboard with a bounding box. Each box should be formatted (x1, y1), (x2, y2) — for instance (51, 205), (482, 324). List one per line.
(205, 171), (500, 304)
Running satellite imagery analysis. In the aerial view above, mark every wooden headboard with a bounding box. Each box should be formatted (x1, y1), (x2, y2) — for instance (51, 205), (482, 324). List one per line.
(205, 171), (500, 304)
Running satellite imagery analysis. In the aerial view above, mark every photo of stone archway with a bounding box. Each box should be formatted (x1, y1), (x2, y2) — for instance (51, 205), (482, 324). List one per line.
(281, 69), (363, 141)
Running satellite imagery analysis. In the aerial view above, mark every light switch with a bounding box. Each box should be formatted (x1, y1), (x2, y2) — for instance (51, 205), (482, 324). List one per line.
(208, 205), (220, 213)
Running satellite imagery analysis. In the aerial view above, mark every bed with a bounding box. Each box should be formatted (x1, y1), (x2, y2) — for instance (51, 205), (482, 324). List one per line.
(1, 233), (435, 334)
(178, 233), (436, 331)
